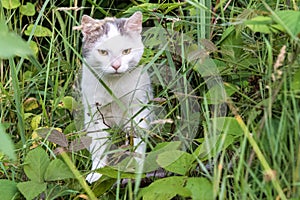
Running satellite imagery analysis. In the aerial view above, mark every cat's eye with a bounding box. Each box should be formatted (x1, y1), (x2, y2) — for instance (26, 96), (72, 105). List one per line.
(98, 49), (108, 56)
(122, 48), (132, 55)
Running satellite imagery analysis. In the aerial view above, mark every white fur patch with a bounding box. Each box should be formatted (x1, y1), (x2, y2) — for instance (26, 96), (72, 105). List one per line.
(106, 23), (121, 39)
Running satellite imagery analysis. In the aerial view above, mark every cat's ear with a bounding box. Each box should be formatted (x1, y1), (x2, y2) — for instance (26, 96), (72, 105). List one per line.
(81, 15), (95, 25)
(124, 11), (143, 33)
(81, 15), (101, 36)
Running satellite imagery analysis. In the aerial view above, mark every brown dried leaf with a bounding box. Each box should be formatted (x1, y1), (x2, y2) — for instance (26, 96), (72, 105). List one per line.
(200, 38), (218, 52)
(263, 169), (277, 182)
(36, 128), (68, 147)
(68, 136), (92, 152)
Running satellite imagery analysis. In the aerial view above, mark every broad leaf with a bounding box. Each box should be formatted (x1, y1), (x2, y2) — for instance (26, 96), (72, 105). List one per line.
(138, 176), (191, 200)
(245, 16), (274, 34)
(92, 176), (116, 197)
(144, 141), (181, 172)
(24, 24), (52, 37)
(58, 96), (78, 112)
(23, 97), (39, 112)
(30, 114), (42, 130)
(194, 117), (242, 160)
(29, 41), (39, 56)
(205, 83), (237, 104)
(20, 2), (36, 16)
(185, 178), (213, 200)
(24, 147), (50, 182)
(44, 159), (75, 181)
(17, 181), (47, 200)
(0, 21), (33, 59)
(96, 166), (142, 179)
(212, 117), (244, 136)
(157, 150), (195, 175)
(274, 10), (300, 38)
(2, 0), (21, 9)
(219, 27), (243, 60)
(68, 136), (92, 152)
(0, 179), (18, 200)
(291, 68), (300, 91)
(36, 128), (68, 147)
(195, 134), (236, 161)
(0, 123), (16, 161)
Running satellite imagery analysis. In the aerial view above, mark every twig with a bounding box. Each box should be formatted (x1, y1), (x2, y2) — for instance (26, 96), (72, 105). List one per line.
(96, 102), (111, 128)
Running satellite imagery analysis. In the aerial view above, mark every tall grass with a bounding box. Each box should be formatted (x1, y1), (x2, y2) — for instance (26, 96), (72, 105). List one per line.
(1, 0), (300, 199)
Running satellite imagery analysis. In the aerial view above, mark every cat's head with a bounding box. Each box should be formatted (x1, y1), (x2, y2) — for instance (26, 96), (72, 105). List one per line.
(80, 12), (144, 75)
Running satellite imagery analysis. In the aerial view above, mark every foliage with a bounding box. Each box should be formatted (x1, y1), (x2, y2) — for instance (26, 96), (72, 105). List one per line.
(0, 0), (300, 199)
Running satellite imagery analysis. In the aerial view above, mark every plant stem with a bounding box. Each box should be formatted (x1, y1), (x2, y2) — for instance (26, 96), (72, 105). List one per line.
(59, 148), (97, 200)
(228, 102), (287, 200)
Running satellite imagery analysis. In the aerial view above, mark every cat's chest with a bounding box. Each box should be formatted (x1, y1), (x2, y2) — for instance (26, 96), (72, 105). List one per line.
(82, 66), (150, 106)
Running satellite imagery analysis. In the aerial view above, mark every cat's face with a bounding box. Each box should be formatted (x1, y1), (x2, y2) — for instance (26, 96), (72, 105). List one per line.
(81, 12), (144, 75)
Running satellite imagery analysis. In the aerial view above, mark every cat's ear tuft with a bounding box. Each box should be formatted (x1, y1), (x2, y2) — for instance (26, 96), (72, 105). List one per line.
(125, 11), (143, 33)
(81, 15), (96, 36)
(81, 15), (95, 25)
(81, 15), (103, 37)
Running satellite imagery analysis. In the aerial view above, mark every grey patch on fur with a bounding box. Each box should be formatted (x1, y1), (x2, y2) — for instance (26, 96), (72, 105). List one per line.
(82, 21), (110, 57)
(82, 17), (128, 57)
(114, 19), (126, 35)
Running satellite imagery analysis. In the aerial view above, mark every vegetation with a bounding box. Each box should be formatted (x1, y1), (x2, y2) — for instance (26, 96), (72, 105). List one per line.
(1, 0), (300, 199)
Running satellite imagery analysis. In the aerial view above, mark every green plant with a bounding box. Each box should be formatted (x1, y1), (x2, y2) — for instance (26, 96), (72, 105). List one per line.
(1, 0), (300, 199)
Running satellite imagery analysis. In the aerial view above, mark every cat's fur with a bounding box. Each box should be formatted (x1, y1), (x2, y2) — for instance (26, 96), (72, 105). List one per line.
(80, 12), (152, 183)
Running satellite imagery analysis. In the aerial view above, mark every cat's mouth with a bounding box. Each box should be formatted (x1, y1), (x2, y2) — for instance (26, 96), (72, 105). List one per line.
(109, 71), (124, 76)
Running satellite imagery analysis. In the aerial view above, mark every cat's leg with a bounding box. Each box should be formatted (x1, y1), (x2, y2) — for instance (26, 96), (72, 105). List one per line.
(85, 113), (109, 183)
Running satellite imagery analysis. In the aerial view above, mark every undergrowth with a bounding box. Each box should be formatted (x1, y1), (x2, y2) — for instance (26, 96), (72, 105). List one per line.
(0, 0), (300, 199)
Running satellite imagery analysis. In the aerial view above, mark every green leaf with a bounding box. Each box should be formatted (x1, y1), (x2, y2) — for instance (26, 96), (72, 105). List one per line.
(24, 24), (52, 37)
(274, 10), (300, 38)
(29, 41), (39, 56)
(144, 141), (181, 172)
(291, 68), (300, 91)
(245, 16), (273, 34)
(219, 27), (243, 60)
(24, 147), (50, 182)
(30, 114), (42, 130)
(44, 159), (75, 181)
(0, 20), (33, 59)
(194, 133), (236, 161)
(92, 176), (116, 197)
(20, 2), (36, 16)
(0, 123), (16, 161)
(185, 178), (213, 200)
(194, 117), (242, 160)
(138, 176), (191, 200)
(0, 179), (18, 200)
(157, 150), (195, 175)
(92, 176), (117, 197)
(17, 181), (47, 200)
(212, 117), (244, 136)
(2, 0), (21, 9)
(217, 26), (235, 45)
(205, 83), (237, 104)
(23, 97), (39, 112)
(96, 166), (142, 179)
(58, 96), (78, 112)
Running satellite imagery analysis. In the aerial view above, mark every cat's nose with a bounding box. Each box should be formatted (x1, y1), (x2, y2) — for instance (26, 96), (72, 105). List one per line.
(112, 64), (121, 70)
(111, 60), (121, 71)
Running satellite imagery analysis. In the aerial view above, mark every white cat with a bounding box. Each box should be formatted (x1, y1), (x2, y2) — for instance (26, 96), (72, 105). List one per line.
(80, 12), (152, 183)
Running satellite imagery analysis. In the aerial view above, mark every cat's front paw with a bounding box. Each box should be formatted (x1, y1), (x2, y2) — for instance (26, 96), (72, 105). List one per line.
(86, 172), (102, 183)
